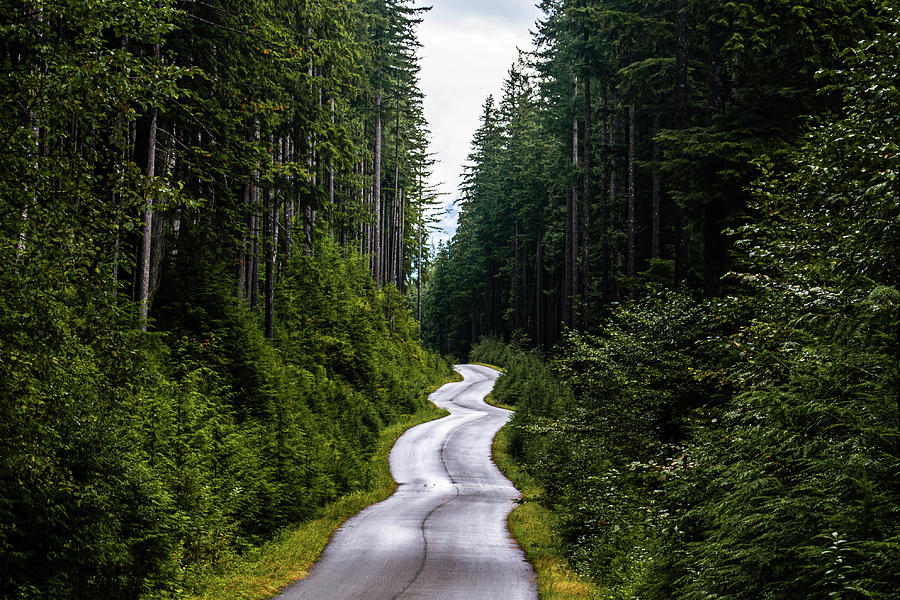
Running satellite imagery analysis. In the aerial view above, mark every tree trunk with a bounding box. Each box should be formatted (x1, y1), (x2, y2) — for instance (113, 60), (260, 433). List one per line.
(374, 76), (383, 287)
(704, 17), (727, 297)
(627, 102), (636, 281)
(652, 114), (661, 259)
(608, 110), (618, 299)
(284, 137), (293, 264)
(674, 0), (689, 284)
(565, 183), (573, 327)
(329, 97), (336, 213)
(581, 73), (591, 322)
(571, 76), (580, 328)
(237, 182), (250, 300)
(565, 76), (579, 328)
(250, 202), (260, 316)
(264, 188), (275, 340)
(600, 84), (609, 303)
(304, 205), (314, 255)
(138, 104), (157, 331)
(148, 129), (175, 308)
(397, 187), (404, 290)
(417, 213), (423, 322)
(535, 227), (544, 346)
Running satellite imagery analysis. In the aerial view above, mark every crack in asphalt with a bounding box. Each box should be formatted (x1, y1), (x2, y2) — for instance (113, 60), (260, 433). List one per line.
(391, 375), (479, 600)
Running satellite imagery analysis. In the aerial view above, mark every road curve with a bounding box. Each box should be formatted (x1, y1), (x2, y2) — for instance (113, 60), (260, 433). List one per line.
(274, 364), (537, 600)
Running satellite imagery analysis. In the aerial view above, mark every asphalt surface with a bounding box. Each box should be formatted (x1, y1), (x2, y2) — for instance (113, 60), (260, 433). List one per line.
(274, 364), (537, 600)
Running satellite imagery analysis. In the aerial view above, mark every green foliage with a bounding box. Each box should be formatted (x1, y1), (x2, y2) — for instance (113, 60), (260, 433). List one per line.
(473, 19), (900, 599)
(0, 1), (448, 597)
(0, 238), (450, 599)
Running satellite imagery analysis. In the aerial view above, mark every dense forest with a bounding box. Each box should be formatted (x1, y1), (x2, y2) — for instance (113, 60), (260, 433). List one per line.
(429, 0), (900, 598)
(0, 1), (451, 598)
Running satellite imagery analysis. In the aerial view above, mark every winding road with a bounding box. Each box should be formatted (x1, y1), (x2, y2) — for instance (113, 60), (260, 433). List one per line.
(274, 364), (537, 600)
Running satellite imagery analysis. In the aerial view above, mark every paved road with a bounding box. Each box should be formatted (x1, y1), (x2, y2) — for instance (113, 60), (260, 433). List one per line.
(274, 364), (537, 600)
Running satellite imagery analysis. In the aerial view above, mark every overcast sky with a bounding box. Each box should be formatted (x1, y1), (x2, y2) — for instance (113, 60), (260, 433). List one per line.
(414, 1), (543, 245)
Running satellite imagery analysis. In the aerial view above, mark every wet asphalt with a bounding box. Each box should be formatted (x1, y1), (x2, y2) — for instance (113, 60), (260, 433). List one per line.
(274, 364), (537, 600)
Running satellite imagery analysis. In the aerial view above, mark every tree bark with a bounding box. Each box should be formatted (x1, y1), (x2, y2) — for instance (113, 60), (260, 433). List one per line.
(652, 114), (661, 259)
(148, 129), (175, 308)
(397, 187), (404, 290)
(704, 17), (727, 297)
(565, 76), (579, 328)
(329, 97), (335, 216)
(237, 181), (250, 301)
(627, 102), (636, 281)
(138, 104), (157, 331)
(283, 137), (293, 263)
(417, 212), (423, 322)
(674, 0), (690, 284)
(374, 73), (383, 286)
(264, 187), (275, 340)
(250, 120), (261, 314)
(600, 84), (609, 303)
(250, 202), (260, 316)
(581, 73), (591, 322)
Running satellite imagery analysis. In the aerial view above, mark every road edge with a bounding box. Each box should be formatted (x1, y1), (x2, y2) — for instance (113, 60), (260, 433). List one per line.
(492, 417), (605, 599)
(186, 371), (462, 600)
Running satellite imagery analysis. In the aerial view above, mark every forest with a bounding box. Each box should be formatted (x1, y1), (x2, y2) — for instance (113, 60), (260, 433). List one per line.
(427, 0), (900, 598)
(0, 0), (452, 598)
(3, 0), (899, 598)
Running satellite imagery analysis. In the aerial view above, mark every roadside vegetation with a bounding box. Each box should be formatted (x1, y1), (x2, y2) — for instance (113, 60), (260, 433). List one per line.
(438, 3), (900, 598)
(493, 423), (604, 600)
(188, 380), (452, 600)
(1, 1), (449, 599)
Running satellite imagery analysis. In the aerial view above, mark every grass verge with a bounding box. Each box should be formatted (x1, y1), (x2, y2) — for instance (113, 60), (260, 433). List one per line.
(483, 391), (515, 411)
(186, 374), (459, 600)
(493, 425), (605, 599)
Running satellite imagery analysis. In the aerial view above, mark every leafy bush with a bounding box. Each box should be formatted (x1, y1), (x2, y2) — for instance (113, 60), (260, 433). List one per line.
(0, 236), (450, 599)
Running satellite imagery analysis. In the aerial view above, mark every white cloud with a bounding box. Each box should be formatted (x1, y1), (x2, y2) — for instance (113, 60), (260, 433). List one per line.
(414, 1), (541, 245)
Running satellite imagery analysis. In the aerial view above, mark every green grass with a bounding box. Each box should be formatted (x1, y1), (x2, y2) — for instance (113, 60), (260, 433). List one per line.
(493, 426), (605, 599)
(185, 374), (459, 600)
(483, 391), (515, 411)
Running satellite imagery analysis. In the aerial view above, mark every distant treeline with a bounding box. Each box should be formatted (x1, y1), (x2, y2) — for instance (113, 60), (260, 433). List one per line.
(423, 0), (893, 355)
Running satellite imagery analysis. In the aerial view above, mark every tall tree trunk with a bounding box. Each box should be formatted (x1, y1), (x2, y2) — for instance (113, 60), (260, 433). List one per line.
(250, 202), (260, 316)
(704, 17), (727, 297)
(565, 76), (579, 328)
(565, 183), (573, 327)
(304, 205), (315, 255)
(571, 76), (580, 328)
(417, 212), (423, 322)
(138, 104), (157, 330)
(374, 75), (383, 286)
(237, 182), (250, 301)
(329, 97), (336, 220)
(600, 84), (610, 303)
(284, 137), (293, 263)
(148, 128), (175, 307)
(514, 217), (521, 331)
(264, 188), (275, 340)
(16, 111), (32, 263)
(250, 120), (261, 313)
(535, 227), (544, 346)
(627, 102), (636, 281)
(674, 0), (689, 284)
(651, 114), (661, 259)
(397, 187), (404, 290)
(581, 73), (592, 322)
(608, 109), (618, 300)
